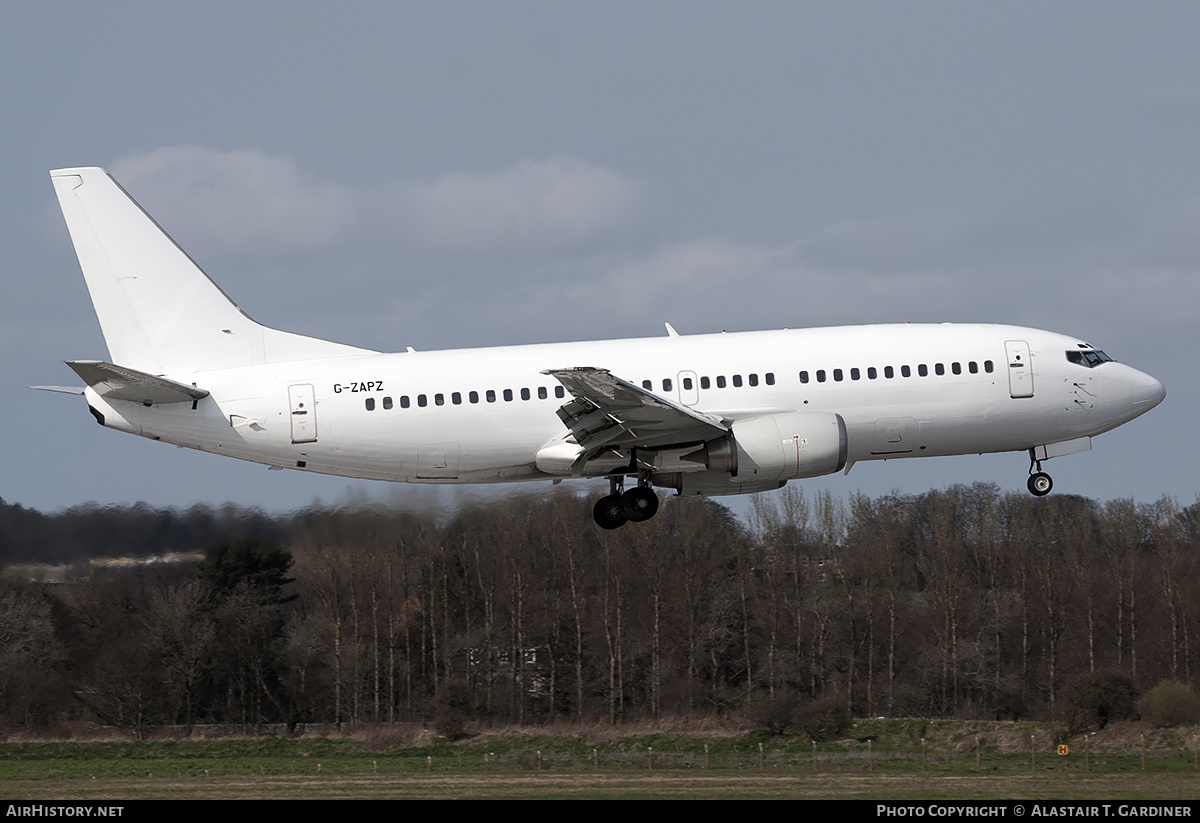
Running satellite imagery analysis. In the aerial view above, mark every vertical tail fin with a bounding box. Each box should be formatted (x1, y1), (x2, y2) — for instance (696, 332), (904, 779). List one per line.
(50, 167), (372, 375)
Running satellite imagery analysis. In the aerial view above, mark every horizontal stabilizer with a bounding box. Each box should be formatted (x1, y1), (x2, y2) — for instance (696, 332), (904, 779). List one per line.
(66, 360), (209, 406)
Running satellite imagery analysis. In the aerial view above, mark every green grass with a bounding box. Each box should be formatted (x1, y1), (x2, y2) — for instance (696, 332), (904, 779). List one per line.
(2, 720), (1199, 798)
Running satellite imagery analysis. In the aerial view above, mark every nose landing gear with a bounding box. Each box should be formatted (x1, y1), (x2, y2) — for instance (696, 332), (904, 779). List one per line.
(1027, 472), (1053, 496)
(1027, 451), (1053, 497)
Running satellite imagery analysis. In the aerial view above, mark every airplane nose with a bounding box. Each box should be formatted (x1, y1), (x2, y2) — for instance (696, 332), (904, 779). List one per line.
(1130, 371), (1165, 411)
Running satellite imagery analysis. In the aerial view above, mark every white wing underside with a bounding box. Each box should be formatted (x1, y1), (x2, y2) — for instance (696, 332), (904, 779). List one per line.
(543, 367), (728, 458)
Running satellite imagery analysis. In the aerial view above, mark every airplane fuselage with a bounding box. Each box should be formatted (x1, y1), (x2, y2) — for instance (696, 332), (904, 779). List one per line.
(84, 322), (1163, 490)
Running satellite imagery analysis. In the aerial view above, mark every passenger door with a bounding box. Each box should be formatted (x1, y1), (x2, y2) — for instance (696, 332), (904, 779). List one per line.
(1005, 340), (1034, 398)
(289, 384), (317, 444)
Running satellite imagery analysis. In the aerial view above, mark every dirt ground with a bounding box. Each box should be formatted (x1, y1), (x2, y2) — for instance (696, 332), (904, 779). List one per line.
(5, 771), (1199, 800)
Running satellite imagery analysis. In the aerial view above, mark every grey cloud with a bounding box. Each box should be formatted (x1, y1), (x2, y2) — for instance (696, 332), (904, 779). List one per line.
(110, 147), (645, 262)
(100, 147), (1196, 346)
(382, 155), (645, 255)
(111, 146), (357, 259)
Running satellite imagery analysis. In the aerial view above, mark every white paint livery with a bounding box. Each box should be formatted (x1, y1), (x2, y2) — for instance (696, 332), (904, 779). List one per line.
(45, 168), (1165, 528)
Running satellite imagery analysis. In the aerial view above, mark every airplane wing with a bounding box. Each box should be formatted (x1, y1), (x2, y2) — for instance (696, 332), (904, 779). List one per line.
(65, 360), (210, 405)
(542, 367), (728, 457)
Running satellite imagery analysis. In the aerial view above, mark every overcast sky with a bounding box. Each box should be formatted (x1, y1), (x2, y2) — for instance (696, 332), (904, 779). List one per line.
(4, 2), (1197, 516)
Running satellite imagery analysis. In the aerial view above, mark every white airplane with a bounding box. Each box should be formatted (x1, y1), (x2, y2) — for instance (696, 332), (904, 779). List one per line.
(41, 167), (1166, 528)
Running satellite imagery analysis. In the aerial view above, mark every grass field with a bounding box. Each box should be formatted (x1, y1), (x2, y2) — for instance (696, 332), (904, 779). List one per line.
(2, 721), (1199, 800)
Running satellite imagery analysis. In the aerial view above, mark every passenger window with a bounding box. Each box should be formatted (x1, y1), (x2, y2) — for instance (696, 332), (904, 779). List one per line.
(555, 386), (565, 399)
(851, 368), (860, 380)
(401, 396), (410, 408)
(984, 360), (994, 373)
(503, 389), (513, 402)
(732, 375), (742, 387)
(418, 394), (427, 407)
(538, 386), (547, 399)
(435, 393), (445, 406)
(868, 367), (877, 379)
(383, 396), (393, 410)
(918, 364), (928, 377)
(765, 373), (775, 385)
(952, 362), (962, 375)
(365, 398), (375, 411)
(817, 370), (827, 383)
(521, 388), (531, 401)
(885, 366), (895, 378)
(486, 390), (496, 403)
(682, 377), (693, 390)
(663, 378), (673, 392)
(833, 369), (843, 382)
(935, 363), (945, 376)
(969, 361), (979, 374)
(642, 380), (652, 390)
(748, 374), (758, 387)
(799, 371), (809, 384)
(451, 392), (462, 405)
(901, 365), (911, 378)
(717, 376), (727, 388)
(469, 391), (479, 404)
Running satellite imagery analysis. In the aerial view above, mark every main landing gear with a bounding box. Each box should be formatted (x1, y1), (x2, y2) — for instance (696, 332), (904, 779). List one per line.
(593, 477), (660, 530)
(1027, 451), (1053, 497)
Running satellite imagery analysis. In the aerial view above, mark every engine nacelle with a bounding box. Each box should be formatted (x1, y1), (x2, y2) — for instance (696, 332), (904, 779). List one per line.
(682, 411), (847, 481)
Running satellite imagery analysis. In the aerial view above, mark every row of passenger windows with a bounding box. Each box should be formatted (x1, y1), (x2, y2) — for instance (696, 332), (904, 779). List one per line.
(799, 360), (994, 384)
(361, 360), (994, 411)
(643, 373), (777, 393)
(365, 385), (568, 411)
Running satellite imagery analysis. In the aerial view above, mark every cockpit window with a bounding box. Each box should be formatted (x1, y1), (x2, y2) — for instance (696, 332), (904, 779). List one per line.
(1066, 349), (1115, 368)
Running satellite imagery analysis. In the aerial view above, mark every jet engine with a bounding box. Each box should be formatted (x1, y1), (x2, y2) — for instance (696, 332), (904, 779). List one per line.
(676, 410), (847, 482)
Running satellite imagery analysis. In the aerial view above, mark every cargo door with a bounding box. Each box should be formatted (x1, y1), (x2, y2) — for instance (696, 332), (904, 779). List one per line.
(417, 443), (461, 479)
(870, 417), (916, 455)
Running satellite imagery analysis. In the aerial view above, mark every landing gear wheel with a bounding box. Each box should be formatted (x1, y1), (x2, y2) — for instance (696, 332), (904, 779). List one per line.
(593, 494), (629, 529)
(1027, 472), (1053, 497)
(622, 486), (660, 522)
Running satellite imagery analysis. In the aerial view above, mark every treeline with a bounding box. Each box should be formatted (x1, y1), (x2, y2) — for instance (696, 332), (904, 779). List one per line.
(0, 498), (285, 564)
(1, 485), (1198, 733)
